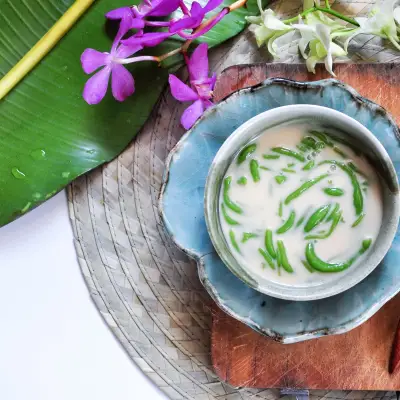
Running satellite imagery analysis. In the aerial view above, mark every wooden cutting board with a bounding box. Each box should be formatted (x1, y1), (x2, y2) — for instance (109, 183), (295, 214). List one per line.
(211, 63), (400, 390)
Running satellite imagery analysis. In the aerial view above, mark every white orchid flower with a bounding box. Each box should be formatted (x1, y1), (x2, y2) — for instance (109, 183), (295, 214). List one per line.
(292, 15), (346, 75)
(247, 0), (293, 57)
(394, 6), (400, 25)
(306, 10), (344, 30)
(344, 0), (400, 51)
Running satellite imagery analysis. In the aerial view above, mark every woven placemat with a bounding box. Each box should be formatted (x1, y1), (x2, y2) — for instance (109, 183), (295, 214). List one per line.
(67, 1), (399, 398)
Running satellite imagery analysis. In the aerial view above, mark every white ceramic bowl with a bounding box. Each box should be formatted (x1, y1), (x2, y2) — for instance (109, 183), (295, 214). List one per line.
(204, 105), (400, 301)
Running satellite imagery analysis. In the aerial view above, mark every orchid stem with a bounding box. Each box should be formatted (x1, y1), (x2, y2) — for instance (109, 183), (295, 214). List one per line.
(179, 0), (190, 15)
(283, 6), (359, 27)
(315, 6), (359, 26)
(325, 0), (330, 9)
(158, 47), (182, 62)
(388, 35), (400, 51)
(118, 55), (160, 64)
(229, 0), (248, 12)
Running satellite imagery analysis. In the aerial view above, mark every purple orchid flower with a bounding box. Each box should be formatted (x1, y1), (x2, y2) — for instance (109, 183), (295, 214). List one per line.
(106, 0), (180, 34)
(81, 44), (141, 105)
(81, 19), (162, 104)
(169, 43), (215, 129)
(169, 0), (227, 39)
(121, 31), (173, 48)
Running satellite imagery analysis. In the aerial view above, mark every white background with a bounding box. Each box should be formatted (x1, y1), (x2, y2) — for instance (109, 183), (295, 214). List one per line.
(0, 192), (166, 400)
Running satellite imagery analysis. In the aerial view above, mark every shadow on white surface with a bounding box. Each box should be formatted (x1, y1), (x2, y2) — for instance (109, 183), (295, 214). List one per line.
(0, 192), (166, 400)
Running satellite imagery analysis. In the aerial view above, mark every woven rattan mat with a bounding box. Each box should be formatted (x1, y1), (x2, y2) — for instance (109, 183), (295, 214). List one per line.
(67, 1), (399, 398)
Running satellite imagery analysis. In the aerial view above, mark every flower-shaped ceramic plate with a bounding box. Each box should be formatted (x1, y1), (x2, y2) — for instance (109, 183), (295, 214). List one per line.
(159, 78), (400, 344)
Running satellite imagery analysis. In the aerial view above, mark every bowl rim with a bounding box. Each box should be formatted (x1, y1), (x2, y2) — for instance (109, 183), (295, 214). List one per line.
(204, 104), (400, 301)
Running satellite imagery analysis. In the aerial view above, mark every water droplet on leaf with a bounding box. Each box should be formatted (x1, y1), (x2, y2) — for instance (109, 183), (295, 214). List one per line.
(31, 149), (46, 160)
(21, 202), (31, 214)
(45, 190), (57, 200)
(12, 167), (26, 179)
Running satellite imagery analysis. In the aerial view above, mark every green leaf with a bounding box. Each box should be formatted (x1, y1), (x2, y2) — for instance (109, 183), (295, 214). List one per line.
(0, 0), (262, 226)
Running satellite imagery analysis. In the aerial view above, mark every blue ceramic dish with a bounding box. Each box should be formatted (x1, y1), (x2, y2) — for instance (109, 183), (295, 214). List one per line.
(159, 78), (400, 343)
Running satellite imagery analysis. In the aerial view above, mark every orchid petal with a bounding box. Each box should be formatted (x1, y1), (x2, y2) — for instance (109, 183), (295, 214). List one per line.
(147, 0), (180, 16)
(292, 24), (317, 46)
(112, 15), (137, 53)
(83, 66), (111, 105)
(181, 99), (204, 129)
(292, 24), (316, 34)
(306, 10), (343, 30)
(203, 0), (224, 14)
(305, 56), (319, 74)
(106, 7), (132, 20)
(81, 49), (109, 74)
(135, 3), (149, 16)
(315, 24), (331, 52)
(356, 16), (376, 33)
(263, 9), (291, 30)
(267, 31), (288, 58)
(298, 37), (310, 59)
(343, 29), (361, 51)
(129, 18), (146, 29)
(249, 24), (273, 47)
(324, 52), (335, 76)
(111, 64), (135, 102)
(394, 7), (400, 25)
(169, 75), (199, 102)
(388, 34), (400, 50)
(189, 2), (204, 17)
(116, 43), (143, 59)
(122, 32), (172, 47)
(169, 16), (199, 32)
(331, 42), (347, 56)
(188, 43), (209, 81)
(381, 0), (399, 16)
(315, 41), (327, 57)
(308, 39), (319, 57)
(170, 2), (204, 32)
(246, 15), (262, 24)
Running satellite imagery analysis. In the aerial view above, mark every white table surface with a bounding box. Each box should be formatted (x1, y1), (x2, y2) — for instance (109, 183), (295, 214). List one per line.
(0, 191), (167, 400)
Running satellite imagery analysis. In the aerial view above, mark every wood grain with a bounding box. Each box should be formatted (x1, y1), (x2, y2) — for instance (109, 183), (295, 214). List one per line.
(213, 64), (400, 127)
(211, 63), (400, 390)
(390, 320), (400, 374)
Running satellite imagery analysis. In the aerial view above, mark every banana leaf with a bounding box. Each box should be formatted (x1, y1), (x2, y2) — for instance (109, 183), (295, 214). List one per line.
(0, 0), (261, 226)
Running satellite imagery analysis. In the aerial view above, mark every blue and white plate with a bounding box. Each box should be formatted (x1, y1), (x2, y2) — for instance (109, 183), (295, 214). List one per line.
(159, 78), (400, 343)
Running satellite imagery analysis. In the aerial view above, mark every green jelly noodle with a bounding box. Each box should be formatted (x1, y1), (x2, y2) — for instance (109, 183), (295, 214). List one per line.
(237, 143), (257, 164)
(218, 122), (381, 281)
(223, 177), (242, 214)
(250, 159), (260, 182)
